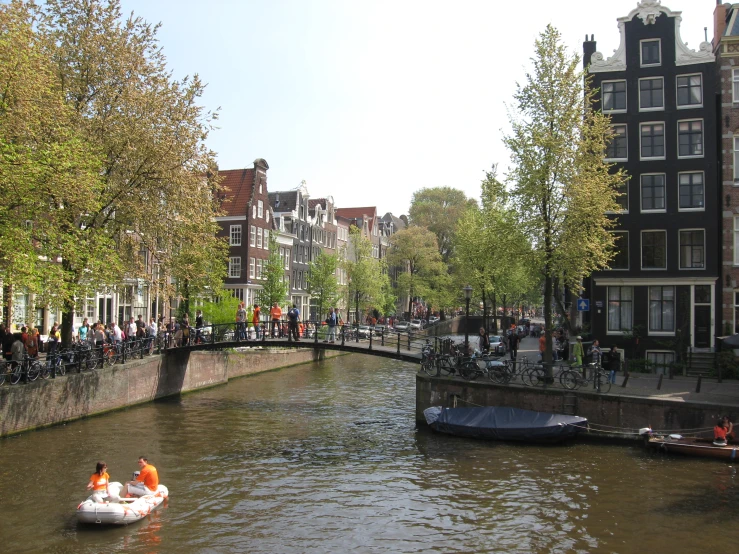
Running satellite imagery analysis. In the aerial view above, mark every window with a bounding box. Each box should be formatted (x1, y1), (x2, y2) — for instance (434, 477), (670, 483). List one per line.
(258, 200), (264, 218)
(611, 231), (629, 270)
(86, 297), (95, 319)
(256, 259), (263, 279)
(284, 249), (290, 269)
(642, 230), (667, 269)
(640, 123), (665, 159)
(602, 80), (626, 112)
(613, 179), (629, 212)
(606, 125), (628, 160)
(678, 173), (704, 210)
(608, 286), (633, 332)
(649, 286), (675, 333)
(229, 257), (241, 279)
(695, 285), (711, 304)
(735, 291), (739, 333)
(263, 229), (269, 248)
(250, 225), (256, 247)
(253, 205), (257, 219)
(249, 257), (255, 279)
(647, 351), (675, 375)
(735, 217), (739, 265)
(678, 120), (703, 157)
(679, 230), (704, 269)
(677, 74), (702, 107)
(230, 225), (242, 246)
(640, 174), (665, 212)
(641, 39), (661, 66)
(734, 69), (739, 103)
(639, 77), (664, 110)
(257, 227), (262, 248)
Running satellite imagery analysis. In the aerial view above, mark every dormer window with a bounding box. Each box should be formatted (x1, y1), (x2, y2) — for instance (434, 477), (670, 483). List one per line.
(641, 39), (661, 66)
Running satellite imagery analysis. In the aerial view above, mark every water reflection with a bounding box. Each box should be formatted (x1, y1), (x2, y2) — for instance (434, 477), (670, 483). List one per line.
(0, 353), (738, 552)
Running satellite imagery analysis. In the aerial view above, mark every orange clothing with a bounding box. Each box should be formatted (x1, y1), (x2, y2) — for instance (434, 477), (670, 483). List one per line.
(298, 323), (304, 336)
(715, 425), (728, 441)
(539, 335), (546, 353)
(137, 464), (159, 490)
(89, 472), (110, 491)
(270, 306), (282, 320)
(252, 307), (261, 326)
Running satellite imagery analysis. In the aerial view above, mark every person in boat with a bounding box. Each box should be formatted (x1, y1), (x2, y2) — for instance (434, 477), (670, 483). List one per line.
(122, 456), (159, 497)
(478, 327), (490, 353)
(722, 416), (735, 442)
(714, 418), (729, 445)
(87, 461), (110, 503)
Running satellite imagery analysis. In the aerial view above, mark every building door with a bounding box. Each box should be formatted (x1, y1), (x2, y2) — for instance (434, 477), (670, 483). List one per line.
(694, 305), (710, 348)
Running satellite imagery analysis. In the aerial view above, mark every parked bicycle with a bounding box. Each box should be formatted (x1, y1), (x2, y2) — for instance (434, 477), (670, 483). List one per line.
(2, 354), (44, 384)
(559, 364), (611, 393)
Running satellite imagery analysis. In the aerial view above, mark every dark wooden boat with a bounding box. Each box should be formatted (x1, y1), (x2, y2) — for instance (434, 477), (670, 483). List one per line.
(645, 435), (739, 461)
(423, 406), (588, 443)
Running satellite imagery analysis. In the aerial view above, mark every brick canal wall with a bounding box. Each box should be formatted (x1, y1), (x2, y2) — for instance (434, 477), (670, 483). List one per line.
(0, 348), (335, 437)
(416, 374), (738, 440)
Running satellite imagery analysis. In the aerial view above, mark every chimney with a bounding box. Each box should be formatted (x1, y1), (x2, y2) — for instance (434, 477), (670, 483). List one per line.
(714, 2), (729, 51)
(583, 34), (597, 69)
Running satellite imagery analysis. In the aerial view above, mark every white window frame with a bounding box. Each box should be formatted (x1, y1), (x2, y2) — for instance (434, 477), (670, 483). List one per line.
(735, 216), (739, 265)
(228, 257), (241, 279)
(252, 205), (257, 219)
(607, 178), (630, 214)
(677, 119), (703, 159)
(678, 228), (705, 270)
(257, 227), (263, 248)
(640, 229), (667, 270)
(258, 200), (264, 218)
(607, 286), (633, 335)
(605, 124), (628, 162)
(639, 122), (666, 160)
(640, 38), (661, 67)
(229, 225), (242, 246)
(677, 172), (705, 212)
(640, 173), (666, 213)
(249, 257), (255, 279)
(733, 69), (739, 103)
(676, 73), (702, 108)
(250, 225), (256, 247)
(611, 231), (629, 271)
(734, 291), (739, 334)
(263, 229), (269, 249)
(601, 79), (627, 113)
(256, 259), (263, 279)
(648, 285), (675, 335)
(646, 350), (675, 375)
(638, 76), (664, 112)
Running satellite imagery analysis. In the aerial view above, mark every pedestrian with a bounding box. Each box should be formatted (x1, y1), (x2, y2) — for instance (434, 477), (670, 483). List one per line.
(508, 330), (519, 360)
(270, 303), (282, 338)
(236, 302), (247, 340)
(478, 327), (490, 353)
(324, 307), (338, 343)
(147, 317), (158, 353)
(538, 333), (546, 361)
(572, 336), (584, 367)
(588, 339), (602, 368)
(605, 345), (620, 384)
(252, 304), (261, 340)
(288, 304), (300, 342)
(195, 309), (204, 344)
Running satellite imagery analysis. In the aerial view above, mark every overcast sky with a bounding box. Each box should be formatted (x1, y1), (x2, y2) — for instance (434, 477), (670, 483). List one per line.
(119, 0), (713, 216)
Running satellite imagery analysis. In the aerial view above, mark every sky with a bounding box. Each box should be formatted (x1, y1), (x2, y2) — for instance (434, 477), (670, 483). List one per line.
(119, 0), (714, 216)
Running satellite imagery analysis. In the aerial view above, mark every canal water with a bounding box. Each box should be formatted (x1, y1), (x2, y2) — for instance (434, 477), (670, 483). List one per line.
(1, 354), (739, 553)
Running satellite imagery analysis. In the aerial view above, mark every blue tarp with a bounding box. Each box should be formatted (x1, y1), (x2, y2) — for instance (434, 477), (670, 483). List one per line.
(424, 406), (587, 443)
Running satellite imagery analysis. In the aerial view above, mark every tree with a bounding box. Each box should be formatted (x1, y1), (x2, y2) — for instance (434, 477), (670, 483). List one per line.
(503, 25), (624, 369)
(257, 235), (289, 310)
(408, 187), (477, 263)
(387, 226), (446, 317)
(307, 250), (340, 321)
(34, 0), (227, 344)
(343, 227), (384, 323)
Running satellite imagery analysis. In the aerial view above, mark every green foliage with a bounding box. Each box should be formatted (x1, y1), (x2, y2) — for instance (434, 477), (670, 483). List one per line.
(343, 227), (386, 321)
(307, 250), (340, 320)
(716, 351), (739, 380)
(200, 295), (241, 326)
(257, 235), (289, 309)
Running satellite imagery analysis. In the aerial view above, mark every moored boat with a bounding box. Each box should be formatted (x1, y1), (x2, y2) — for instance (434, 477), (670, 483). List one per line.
(643, 433), (739, 461)
(423, 406), (588, 442)
(77, 481), (169, 525)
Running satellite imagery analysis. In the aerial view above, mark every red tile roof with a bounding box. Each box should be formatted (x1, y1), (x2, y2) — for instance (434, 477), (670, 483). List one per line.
(335, 207), (377, 231)
(218, 168), (254, 217)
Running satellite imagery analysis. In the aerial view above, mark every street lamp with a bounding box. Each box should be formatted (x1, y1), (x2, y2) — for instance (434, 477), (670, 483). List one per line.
(463, 285), (473, 354)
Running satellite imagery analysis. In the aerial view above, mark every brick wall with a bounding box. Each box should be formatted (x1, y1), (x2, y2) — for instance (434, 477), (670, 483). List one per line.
(0, 348), (336, 437)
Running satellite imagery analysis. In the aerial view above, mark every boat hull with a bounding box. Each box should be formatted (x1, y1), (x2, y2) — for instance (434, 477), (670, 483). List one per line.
(646, 436), (739, 461)
(424, 406), (587, 443)
(77, 482), (169, 525)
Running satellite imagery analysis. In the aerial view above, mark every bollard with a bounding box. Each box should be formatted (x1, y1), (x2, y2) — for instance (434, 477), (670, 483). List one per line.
(657, 374), (663, 390)
(381, 330), (384, 347)
(696, 375), (702, 393)
(407, 333), (411, 351)
(369, 332), (373, 350)
(341, 327), (345, 347)
(621, 372), (630, 388)
(397, 332), (401, 355)
(262, 324), (267, 342)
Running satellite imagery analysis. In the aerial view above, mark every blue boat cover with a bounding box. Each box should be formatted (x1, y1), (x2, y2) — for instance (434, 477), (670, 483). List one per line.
(424, 406), (587, 442)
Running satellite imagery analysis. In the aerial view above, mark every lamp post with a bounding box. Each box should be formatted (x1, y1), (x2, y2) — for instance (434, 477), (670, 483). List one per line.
(463, 285), (473, 354)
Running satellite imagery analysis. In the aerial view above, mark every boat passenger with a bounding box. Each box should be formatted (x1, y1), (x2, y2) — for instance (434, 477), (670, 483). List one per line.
(722, 416), (735, 442)
(87, 461), (110, 503)
(122, 456), (159, 497)
(714, 418), (729, 445)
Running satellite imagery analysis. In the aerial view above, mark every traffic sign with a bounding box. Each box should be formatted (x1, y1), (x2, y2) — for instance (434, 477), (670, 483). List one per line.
(577, 299), (590, 311)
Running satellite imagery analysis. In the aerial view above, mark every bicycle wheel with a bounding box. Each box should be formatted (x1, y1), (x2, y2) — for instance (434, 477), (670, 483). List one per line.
(421, 359), (437, 377)
(528, 367), (548, 387)
(561, 370), (579, 390)
(438, 359), (455, 377)
(27, 362), (40, 382)
(9, 362), (22, 384)
(40, 361), (51, 379)
(596, 373), (611, 393)
(56, 356), (66, 376)
(103, 348), (114, 367)
(459, 361), (479, 381)
(0, 361), (6, 385)
(488, 364), (508, 384)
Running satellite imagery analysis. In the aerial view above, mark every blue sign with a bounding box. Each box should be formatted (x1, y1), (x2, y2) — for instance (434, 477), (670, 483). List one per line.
(577, 299), (590, 312)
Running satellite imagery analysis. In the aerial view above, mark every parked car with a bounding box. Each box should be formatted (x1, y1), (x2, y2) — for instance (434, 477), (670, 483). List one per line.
(373, 324), (387, 334)
(410, 319), (423, 331)
(356, 325), (373, 339)
(489, 335), (506, 355)
(394, 321), (410, 332)
(428, 316), (440, 325)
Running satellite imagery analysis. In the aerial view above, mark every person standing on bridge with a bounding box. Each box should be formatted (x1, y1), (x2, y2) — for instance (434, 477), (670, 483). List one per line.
(324, 307), (338, 343)
(236, 303), (246, 341)
(270, 303), (282, 338)
(288, 304), (300, 342)
(252, 305), (261, 340)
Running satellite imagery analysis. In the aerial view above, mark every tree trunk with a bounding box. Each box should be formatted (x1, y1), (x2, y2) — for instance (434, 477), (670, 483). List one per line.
(543, 272), (553, 379)
(61, 298), (75, 348)
(492, 290), (498, 334)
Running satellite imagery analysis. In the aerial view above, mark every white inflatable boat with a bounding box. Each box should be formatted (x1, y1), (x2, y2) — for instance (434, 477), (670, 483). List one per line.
(77, 481), (169, 525)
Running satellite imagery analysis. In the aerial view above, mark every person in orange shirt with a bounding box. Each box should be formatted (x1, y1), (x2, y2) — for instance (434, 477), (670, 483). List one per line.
(270, 303), (282, 338)
(252, 304), (261, 340)
(538, 334), (546, 361)
(87, 461), (110, 503)
(123, 456), (159, 497)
